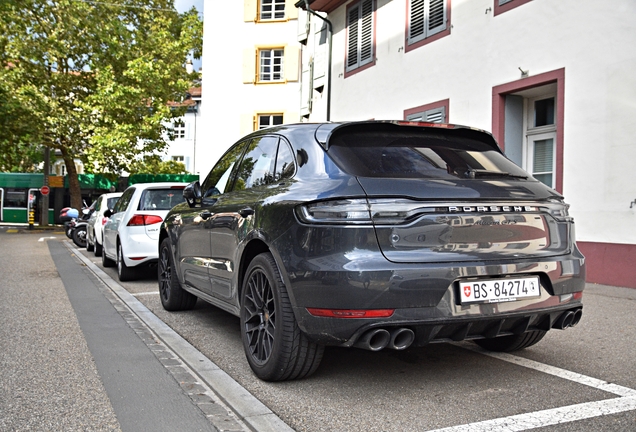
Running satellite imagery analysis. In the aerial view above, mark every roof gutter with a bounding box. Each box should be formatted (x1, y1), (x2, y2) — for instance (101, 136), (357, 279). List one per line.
(295, 0), (333, 121)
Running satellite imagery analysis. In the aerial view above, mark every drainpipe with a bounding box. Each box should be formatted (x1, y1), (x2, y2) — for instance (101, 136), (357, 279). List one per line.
(296, 0), (333, 121)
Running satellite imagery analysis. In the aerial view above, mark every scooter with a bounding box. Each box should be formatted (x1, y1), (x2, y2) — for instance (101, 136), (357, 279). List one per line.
(59, 207), (79, 239)
(71, 206), (93, 248)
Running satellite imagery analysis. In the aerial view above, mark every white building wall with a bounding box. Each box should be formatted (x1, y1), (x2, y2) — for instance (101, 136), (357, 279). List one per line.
(306, 0), (636, 246)
(199, 0), (302, 179)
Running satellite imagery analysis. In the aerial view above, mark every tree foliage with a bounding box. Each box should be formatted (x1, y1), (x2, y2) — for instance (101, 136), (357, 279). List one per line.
(128, 154), (187, 175)
(0, 0), (202, 209)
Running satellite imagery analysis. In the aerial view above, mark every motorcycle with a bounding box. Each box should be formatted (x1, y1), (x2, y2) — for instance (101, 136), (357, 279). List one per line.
(59, 207), (79, 239)
(60, 204), (94, 248)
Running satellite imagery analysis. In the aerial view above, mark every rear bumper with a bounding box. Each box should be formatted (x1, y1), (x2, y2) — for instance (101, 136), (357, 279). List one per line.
(281, 247), (585, 345)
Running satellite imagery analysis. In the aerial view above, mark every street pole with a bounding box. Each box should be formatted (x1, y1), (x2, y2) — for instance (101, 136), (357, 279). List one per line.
(40, 146), (50, 227)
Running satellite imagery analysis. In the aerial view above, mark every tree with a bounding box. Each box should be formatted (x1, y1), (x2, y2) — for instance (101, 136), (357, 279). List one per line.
(1, 0), (202, 209)
(128, 154), (188, 175)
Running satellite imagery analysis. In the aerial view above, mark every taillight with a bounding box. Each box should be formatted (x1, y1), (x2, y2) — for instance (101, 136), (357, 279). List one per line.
(127, 214), (164, 226)
(306, 308), (395, 318)
(296, 199), (435, 225)
(101, 217), (109, 226)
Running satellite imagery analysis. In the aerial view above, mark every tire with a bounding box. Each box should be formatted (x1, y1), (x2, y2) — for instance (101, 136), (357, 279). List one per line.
(72, 225), (87, 248)
(474, 330), (547, 352)
(94, 238), (103, 257)
(86, 235), (94, 252)
(240, 252), (324, 381)
(117, 243), (136, 282)
(102, 246), (115, 267)
(65, 222), (74, 239)
(158, 238), (197, 311)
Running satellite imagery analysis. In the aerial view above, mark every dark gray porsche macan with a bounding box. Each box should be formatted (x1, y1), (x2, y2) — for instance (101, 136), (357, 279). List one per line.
(158, 121), (585, 381)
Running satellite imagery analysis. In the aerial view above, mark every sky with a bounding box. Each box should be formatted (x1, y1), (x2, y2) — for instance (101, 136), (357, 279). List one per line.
(174, 0), (204, 72)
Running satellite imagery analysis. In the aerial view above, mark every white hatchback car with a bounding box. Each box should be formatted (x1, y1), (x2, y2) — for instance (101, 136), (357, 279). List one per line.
(86, 192), (123, 256)
(102, 182), (188, 281)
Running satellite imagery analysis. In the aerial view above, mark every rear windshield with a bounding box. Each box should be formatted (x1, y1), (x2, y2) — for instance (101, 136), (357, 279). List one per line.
(106, 197), (120, 209)
(138, 188), (186, 211)
(328, 128), (532, 180)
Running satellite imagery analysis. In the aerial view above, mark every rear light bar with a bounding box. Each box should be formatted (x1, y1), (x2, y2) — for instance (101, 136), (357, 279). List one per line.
(395, 121), (454, 129)
(306, 308), (395, 318)
(296, 198), (435, 225)
(127, 214), (164, 226)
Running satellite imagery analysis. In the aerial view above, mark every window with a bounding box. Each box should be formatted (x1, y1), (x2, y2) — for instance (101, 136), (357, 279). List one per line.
(260, 0), (285, 20)
(201, 142), (249, 203)
(258, 114), (283, 130)
(406, 0), (449, 50)
(173, 121), (186, 139)
(494, 0), (533, 16)
(345, 0), (375, 74)
(244, 0), (297, 22)
(525, 95), (556, 187)
(234, 136), (280, 189)
(493, 69), (564, 191)
(404, 99), (449, 123)
(114, 188), (135, 213)
(259, 48), (284, 82)
(274, 140), (296, 181)
(243, 46), (299, 84)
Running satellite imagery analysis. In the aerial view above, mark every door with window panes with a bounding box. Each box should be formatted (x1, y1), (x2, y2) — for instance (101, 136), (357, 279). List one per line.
(525, 95), (556, 188)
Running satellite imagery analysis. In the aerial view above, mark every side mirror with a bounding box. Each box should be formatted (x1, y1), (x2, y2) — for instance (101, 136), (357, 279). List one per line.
(183, 181), (202, 208)
(103, 209), (113, 218)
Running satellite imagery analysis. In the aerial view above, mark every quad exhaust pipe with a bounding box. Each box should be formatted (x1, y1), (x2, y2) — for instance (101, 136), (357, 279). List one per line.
(553, 308), (583, 330)
(354, 328), (415, 351)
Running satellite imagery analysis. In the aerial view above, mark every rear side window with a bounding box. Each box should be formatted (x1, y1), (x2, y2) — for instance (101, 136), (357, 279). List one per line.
(328, 126), (531, 180)
(106, 197), (119, 210)
(114, 188), (135, 213)
(138, 188), (186, 211)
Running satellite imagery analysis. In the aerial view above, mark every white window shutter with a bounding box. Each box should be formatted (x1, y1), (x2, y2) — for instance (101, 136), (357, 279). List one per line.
(346, 0), (374, 72)
(426, 106), (445, 123)
(242, 48), (256, 83)
(244, 0), (257, 21)
(409, 0), (425, 44)
(284, 45), (300, 82)
(346, 4), (360, 71)
(359, 0), (374, 66)
(285, 0), (298, 19)
(426, 0), (447, 37)
(297, 9), (309, 43)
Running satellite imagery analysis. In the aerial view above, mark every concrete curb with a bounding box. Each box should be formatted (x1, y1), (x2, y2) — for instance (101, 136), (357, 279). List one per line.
(64, 241), (294, 432)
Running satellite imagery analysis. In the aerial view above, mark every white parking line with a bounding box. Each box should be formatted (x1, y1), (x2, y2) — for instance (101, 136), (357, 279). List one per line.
(462, 344), (636, 398)
(132, 291), (160, 297)
(427, 344), (636, 431)
(429, 396), (636, 432)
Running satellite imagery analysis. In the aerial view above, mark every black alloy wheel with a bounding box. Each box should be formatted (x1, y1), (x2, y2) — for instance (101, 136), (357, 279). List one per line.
(240, 253), (324, 381)
(158, 238), (196, 311)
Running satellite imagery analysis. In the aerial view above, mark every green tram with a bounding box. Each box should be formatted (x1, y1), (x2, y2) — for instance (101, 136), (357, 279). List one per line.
(0, 173), (55, 224)
(0, 172), (199, 224)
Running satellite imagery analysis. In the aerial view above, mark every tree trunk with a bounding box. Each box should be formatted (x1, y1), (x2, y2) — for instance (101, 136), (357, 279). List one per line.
(61, 147), (83, 211)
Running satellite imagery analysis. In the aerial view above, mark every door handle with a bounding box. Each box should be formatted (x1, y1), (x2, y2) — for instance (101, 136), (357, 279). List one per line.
(238, 207), (254, 218)
(200, 210), (212, 220)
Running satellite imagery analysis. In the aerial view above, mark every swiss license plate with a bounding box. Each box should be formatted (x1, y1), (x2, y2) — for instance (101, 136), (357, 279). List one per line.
(459, 277), (541, 304)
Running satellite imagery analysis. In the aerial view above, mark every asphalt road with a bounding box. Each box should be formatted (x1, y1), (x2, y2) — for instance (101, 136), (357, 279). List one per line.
(2, 228), (636, 431)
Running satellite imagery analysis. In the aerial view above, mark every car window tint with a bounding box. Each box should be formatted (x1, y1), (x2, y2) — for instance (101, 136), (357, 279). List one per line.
(201, 141), (248, 199)
(328, 128), (530, 180)
(106, 197), (119, 209)
(274, 139), (296, 181)
(138, 188), (186, 211)
(233, 136), (279, 190)
(114, 188), (135, 213)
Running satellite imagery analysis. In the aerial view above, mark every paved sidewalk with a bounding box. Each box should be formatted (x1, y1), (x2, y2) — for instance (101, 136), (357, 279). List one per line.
(0, 231), (217, 431)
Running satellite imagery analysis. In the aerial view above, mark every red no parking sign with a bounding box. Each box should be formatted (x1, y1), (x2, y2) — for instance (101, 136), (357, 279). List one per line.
(40, 186), (50, 195)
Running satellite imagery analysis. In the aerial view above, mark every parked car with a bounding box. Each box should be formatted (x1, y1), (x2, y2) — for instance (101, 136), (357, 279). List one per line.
(102, 183), (187, 281)
(86, 192), (123, 256)
(158, 121), (586, 381)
